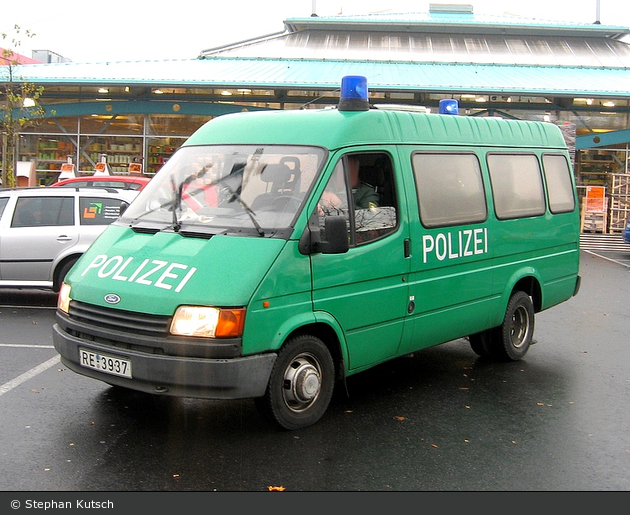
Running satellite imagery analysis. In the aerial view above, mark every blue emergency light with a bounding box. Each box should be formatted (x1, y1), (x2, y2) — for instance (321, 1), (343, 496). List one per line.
(338, 75), (370, 111)
(439, 99), (459, 115)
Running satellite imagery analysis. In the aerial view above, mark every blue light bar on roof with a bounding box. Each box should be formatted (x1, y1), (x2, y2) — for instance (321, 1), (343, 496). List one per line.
(439, 99), (459, 115)
(338, 75), (370, 111)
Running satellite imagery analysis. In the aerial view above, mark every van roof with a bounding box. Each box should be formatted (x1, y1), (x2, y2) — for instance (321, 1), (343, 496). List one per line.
(184, 108), (568, 151)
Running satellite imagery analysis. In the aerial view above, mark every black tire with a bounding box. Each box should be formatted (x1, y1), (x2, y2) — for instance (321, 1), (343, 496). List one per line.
(255, 334), (335, 430)
(54, 257), (78, 292)
(487, 291), (535, 361)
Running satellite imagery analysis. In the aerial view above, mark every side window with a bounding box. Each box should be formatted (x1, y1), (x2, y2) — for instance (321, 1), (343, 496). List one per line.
(542, 154), (576, 214)
(11, 197), (74, 227)
(80, 197), (128, 225)
(316, 152), (398, 245)
(0, 197), (8, 220)
(412, 152), (487, 228)
(488, 153), (546, 220)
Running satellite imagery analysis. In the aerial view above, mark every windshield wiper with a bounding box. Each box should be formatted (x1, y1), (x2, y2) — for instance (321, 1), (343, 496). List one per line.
(221, 179), (265, 237)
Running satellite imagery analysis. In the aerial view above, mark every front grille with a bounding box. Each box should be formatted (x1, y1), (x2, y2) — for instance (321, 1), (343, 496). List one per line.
(62, 300), (242, 359)
(68, 300), (171, 337)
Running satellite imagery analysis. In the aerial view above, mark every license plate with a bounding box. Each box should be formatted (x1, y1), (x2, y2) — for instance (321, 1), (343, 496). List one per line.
(79, 348), (132, 378)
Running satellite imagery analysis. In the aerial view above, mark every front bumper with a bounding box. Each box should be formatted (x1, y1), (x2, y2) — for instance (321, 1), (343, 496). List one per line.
(53, 323), (276, 399)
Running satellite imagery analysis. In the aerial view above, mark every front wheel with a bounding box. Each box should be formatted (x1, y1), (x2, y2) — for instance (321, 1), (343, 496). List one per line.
(255, 334), (335, 430)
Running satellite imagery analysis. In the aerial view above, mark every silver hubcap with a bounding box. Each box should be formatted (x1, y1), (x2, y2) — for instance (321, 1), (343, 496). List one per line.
(282, 353), (322, 412)
(510, 305), (530, 349)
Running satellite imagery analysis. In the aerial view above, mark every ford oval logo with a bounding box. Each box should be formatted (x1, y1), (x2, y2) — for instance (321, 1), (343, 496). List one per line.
(104, 293), (121, 304)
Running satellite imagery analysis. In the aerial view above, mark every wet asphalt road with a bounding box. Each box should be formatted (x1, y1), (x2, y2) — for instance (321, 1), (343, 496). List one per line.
(0, 250), (629, 492)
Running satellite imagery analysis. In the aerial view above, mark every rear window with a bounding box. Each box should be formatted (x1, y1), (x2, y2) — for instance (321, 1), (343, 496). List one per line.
(487, 153), (546, 220)
(79, 197), (128, 225)
(542, 154), (575, 214)
(412, 152), (487, 228)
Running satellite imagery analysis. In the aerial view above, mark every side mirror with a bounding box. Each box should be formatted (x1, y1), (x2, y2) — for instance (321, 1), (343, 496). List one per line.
(321, 215), (349, 254)
(299, 215), (349, 255)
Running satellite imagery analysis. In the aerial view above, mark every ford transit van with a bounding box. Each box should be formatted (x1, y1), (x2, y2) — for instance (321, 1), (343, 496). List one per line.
(53, 76), (580, 430)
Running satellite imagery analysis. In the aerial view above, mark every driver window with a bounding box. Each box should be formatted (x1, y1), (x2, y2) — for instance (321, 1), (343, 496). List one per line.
(316, 152), (398, 246)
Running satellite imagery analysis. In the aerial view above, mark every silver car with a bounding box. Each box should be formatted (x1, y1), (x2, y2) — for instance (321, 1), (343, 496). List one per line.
(0, 187), (138, 292)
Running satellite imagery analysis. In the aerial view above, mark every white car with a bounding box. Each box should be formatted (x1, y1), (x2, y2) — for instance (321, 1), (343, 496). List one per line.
(0, 187), (138, 291)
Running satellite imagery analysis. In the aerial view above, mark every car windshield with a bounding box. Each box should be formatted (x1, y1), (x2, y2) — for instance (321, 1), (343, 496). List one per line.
(119, 145), (326, 237)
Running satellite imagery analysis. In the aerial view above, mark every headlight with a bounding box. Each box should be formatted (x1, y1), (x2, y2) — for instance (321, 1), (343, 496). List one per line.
(170, 306), (245, 338)
(57, 283), (72, 314)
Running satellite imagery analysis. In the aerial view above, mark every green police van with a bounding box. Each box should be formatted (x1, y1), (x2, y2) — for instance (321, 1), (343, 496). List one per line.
(53, 76), (580, 430)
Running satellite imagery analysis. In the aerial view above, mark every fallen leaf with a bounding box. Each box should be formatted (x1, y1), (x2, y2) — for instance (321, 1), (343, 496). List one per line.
(44, 468), (51, 471)
(89, 421), (95, 426)
(267, 486), (286, 491)
(394, 416), (405, 421)
(32, 320), (38, 325)
(173, 474), (180, 478)
(465, 405), (471, 409)
(459, 387), (469, 391)
(431, 444), (438, 448)
(512, 441), (517, 444)
(464, 439), (470, 443)
(69, 443), (75, 447)
(345, 410), (353, 413)
(537, 402), (544, 406)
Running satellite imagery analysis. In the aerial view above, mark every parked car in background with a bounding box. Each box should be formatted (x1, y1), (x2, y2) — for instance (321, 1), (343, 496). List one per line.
(623, 216), (630, 245)
(51, 175), (151, 191)
(0, 187), (138, 291)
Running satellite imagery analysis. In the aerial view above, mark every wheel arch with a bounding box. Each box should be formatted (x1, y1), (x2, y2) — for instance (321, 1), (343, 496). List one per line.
(271, 313), (348, 383)
(504, 268), (543, 313)
(52, 253), (82, 292)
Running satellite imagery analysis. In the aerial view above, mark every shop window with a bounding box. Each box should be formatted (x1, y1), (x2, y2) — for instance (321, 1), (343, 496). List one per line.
(147, 137), (187, 175)
(79, 136), (143, 174)
(80, 115), (144, 135)
(148, 115), (210, 136)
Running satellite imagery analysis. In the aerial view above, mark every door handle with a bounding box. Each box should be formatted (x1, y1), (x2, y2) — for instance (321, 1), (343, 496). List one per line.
(404, 238), (411, 258)
(57, 235), (73, 242)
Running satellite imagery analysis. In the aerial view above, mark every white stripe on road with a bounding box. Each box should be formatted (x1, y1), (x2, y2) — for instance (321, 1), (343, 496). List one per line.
(584, 250), (630, 269)
(0, 344), (55, 349)
(0, 355), (60, 397)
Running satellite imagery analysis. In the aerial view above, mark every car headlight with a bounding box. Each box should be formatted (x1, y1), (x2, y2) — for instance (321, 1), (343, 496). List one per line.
(58, 283), (72, 314)
(170, 306), (245, 338)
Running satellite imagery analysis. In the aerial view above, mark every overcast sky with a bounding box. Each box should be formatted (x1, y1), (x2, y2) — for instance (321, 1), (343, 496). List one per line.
(2, 0), (628, 63)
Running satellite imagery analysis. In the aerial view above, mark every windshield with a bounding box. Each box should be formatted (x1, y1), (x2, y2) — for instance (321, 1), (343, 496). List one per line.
(120, 145), (326, 237)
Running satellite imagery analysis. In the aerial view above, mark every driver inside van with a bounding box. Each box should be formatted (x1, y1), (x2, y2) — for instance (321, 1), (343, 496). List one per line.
(319, 155), (379, 214)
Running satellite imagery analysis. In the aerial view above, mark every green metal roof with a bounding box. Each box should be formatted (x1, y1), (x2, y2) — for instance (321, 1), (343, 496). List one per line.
(8, 57), (630, 99)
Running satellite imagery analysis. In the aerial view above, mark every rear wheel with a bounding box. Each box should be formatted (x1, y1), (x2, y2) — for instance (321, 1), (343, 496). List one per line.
(469, 291), (535, 362)
(255, 334), (335, 430)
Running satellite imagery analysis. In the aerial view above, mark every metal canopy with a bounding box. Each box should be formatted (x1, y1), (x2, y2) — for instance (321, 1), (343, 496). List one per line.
(10, 57), (630, 98)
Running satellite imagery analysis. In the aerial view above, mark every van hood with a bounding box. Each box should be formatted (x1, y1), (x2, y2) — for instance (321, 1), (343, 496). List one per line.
(67, 226), (287, 315)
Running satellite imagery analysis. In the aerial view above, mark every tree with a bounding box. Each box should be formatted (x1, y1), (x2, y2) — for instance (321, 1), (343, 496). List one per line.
(1, 25), (46, 187)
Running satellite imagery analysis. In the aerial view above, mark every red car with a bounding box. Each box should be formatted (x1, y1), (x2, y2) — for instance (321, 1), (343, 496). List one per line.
(51, 175), (151, 191)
